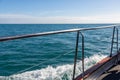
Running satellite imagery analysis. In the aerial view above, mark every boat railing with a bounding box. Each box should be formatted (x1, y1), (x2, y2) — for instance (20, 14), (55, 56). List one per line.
(0, 25), (119, 80)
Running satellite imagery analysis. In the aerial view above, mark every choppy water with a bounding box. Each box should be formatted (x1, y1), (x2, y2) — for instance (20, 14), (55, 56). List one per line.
(0, 24), (118, 80)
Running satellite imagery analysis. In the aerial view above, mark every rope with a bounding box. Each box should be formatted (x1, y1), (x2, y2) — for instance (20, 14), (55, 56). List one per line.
(12, 50), (75, 75)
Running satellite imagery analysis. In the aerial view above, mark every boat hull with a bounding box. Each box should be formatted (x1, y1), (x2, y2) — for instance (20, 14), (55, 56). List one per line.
(75, 52), (120, 80)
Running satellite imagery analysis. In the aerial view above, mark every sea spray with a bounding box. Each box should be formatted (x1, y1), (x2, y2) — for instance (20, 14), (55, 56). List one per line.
(0, 54), (107, 80)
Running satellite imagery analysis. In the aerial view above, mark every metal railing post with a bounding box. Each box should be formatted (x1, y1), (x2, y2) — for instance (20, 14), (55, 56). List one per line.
(110, 27), (116, 57)
(72, 31), (80, 80)
(80, 32), (85, 80)
(116, 28), (119, 64)
(116, 28), (119, 52)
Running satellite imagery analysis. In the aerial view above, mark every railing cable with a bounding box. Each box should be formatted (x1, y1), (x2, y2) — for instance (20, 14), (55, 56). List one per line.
(12, 50), (75, 75)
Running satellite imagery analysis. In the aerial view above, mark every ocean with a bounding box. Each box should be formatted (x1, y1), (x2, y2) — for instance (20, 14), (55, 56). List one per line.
(0, 24), (118, 80)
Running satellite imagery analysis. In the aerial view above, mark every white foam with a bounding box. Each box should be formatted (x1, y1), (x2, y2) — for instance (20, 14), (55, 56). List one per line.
(0, 54), (107, 80)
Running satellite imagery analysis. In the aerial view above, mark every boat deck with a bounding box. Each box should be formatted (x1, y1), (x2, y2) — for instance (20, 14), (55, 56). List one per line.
(97, 61), (120, 80)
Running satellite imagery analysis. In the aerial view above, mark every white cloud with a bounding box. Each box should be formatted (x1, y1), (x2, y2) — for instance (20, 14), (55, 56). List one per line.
(0, 14), (120, 24)
(0, 14), (34, 18)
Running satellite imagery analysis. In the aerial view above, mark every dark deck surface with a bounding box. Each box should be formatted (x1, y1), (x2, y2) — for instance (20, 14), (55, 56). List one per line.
(97, 61), (120, 80)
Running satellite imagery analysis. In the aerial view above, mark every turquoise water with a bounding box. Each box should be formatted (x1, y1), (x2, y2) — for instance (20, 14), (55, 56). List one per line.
(0, 24), (118, 80)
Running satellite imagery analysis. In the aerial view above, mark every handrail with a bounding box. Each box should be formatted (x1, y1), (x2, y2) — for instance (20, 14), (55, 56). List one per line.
(0, 25), (117, 42)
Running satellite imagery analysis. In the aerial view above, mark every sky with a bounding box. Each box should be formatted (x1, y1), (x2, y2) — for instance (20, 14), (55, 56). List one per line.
(0, 0), (120, 24)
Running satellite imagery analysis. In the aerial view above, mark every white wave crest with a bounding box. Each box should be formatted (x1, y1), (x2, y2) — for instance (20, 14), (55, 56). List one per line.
(0, 54), (107, 80)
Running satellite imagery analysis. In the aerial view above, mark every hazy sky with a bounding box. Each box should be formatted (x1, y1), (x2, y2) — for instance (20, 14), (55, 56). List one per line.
(0, 0), (120, 24)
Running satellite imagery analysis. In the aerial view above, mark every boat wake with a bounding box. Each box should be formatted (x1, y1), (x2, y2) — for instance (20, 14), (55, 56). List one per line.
(0, 54), (107, 80)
